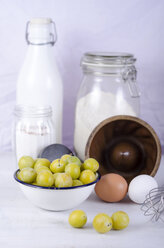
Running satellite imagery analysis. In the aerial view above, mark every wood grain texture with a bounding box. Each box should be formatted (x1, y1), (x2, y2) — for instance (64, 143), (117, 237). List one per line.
(85, 115), (161, 183)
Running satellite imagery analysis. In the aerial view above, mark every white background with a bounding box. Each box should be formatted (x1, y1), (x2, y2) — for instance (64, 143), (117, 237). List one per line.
(0, 0), (164, 151)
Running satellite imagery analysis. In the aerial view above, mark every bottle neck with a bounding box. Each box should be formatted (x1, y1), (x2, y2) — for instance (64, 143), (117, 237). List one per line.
(26, 34), (55, 46)
(15, 105), (52, 119)
(26, 43), (53, 52)
(26, 19), (57, 46)
(25, 43), (54, 64)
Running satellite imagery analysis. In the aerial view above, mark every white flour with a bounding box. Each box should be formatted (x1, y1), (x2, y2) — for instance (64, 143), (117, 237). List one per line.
(74, 91), (137, 161)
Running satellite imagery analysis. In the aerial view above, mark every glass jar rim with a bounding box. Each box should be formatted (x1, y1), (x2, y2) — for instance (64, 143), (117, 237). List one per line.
(81, 52), (136, 67)
(14, 105), (52, 118)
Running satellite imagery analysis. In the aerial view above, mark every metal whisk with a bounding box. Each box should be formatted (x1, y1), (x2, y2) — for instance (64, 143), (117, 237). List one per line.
(141, 186), (164, 222)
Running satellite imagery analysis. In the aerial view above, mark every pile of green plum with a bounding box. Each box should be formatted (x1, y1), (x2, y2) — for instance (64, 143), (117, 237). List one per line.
(17, 155), (99, 188)
(69, 210), (129, 233)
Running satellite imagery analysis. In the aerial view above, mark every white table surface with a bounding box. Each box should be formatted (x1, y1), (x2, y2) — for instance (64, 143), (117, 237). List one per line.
(0, 152), (164, 248)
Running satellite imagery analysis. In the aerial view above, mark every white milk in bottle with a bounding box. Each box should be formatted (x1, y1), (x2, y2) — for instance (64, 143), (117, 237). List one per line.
(16, 18), (63, 143)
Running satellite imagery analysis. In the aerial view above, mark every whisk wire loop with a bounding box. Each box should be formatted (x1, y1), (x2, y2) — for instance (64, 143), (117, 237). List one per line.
(141, 186), (164, 222)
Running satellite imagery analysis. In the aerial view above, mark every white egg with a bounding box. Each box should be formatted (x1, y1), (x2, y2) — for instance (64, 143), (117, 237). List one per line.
(128, 175), (158, 204)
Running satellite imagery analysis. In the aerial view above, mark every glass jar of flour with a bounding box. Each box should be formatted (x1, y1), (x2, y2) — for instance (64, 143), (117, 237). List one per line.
(14, 105), (55, 162)
(74, 52), (140, 161)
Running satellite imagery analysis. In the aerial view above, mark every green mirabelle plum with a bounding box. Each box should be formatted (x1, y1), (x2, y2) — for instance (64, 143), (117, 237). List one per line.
(18, 156), (35, 170)
(112, 211), (129, 230)
(60, 154), (71, 167)
(65, 163), (80, 180)
(36, 170), (54, 187)
(17, 171), (22, 181)
(69, 210), (87, 228)
(79, 170), (96, 184)
(50, 159), (65, 173)
(83, 158), (99, 172)
(80, 163), (85, 171)
(35, 166), (51, 174)
(34, 158), (50, 171)
(93, 213), (113, 233)
(72, 180), (83, 186)
(18, 167), (36, 183)
(55, 173), (72, 188)
(33, 158), (39, 165)
(32, 182), (38, 186)
(53, 173), (60, 185)
(66, 156), (81, 167)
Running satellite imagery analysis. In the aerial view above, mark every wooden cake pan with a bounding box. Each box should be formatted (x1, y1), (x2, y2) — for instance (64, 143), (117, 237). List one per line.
(85, 115), (161, 184)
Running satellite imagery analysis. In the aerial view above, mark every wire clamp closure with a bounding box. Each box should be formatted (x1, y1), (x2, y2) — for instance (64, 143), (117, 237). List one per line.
(25, 21), (57, 46)
(122, 67), (140, 98)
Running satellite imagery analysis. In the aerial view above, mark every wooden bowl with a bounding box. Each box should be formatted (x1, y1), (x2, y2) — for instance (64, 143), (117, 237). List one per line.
(85, 115), (161, 184)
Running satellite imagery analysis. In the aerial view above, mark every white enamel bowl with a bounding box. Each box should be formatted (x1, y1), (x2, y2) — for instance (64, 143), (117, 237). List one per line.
(14, 170), (101, 211)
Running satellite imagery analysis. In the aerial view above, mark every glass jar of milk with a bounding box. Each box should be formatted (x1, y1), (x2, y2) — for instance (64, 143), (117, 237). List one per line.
(14, 105), (55, 162)
(74, 52), (140, 161)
